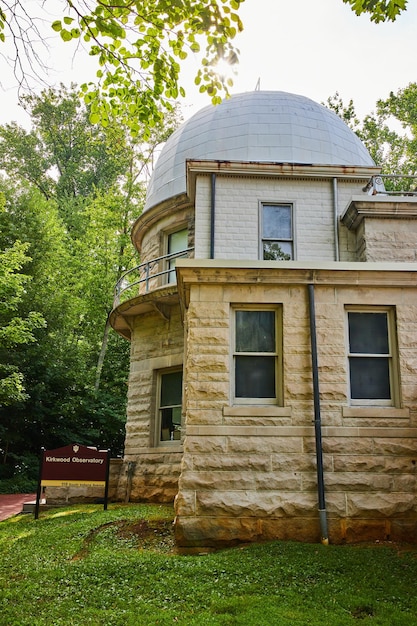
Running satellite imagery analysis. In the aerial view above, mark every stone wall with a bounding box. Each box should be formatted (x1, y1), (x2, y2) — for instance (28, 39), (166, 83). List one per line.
(175, 263), (417, 549)
(340, 196), (417, 262)
(359, 219), (417, 262)
(119, 303), (185, 502)
(195, 175), (364, 262)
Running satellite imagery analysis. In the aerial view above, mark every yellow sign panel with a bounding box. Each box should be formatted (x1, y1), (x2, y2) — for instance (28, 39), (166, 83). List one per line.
(41, 479), (106, 487)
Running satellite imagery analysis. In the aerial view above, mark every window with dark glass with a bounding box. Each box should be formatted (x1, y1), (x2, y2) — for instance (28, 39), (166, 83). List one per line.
(261, 204), (293, 260)
(234, 309), (281, 403)
(347, 310), (397, 405)
(158, 369), (183, 442)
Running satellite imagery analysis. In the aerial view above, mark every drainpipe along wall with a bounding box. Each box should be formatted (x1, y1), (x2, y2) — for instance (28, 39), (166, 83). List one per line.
(210, 174), (216, 259)
(308, 283), (329, 545)
(333, 177), (340, 262)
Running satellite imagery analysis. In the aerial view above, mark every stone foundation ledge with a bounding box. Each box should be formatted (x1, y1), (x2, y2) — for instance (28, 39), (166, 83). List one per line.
(175, 515), (417, 549)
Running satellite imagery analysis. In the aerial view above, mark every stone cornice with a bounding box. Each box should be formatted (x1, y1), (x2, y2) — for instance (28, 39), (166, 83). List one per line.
(131, 193), (191, 251)
(176, 259), (417, 309)
(186, 160), (381, 206)
(341, 195), (417, 231)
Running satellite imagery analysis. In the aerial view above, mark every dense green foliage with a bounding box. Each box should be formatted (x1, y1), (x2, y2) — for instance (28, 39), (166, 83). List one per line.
(1, 503), (417, 624)
(0, 86), (178, 491)
(0, 234), (45, 407)
(342, 0), (407, 22)
(326, 83), (417, 190)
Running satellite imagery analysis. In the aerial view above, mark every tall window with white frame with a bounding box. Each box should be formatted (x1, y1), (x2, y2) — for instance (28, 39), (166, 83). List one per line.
(233, 308), (282, 405)
(261, 203), (293, 260)
(157, 368), (183, 444)
(346, 308), (399, 406)
(167, 228), (188, 283)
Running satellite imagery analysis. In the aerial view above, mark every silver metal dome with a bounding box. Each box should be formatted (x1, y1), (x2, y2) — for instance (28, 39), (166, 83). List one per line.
(145, 91), (374, 211)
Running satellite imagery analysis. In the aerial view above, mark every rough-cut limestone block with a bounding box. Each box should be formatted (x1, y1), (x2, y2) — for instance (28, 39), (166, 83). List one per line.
(185, 409), (224, 426)
(124, 422), (150, 436)
(333, 455), (386, 473)
(174, 490), (196, 516)
(255, 472), (302, 491)
(305, 437), (374, 455)
(334, 518), (393, 543)
(186, 381), (229, 401)
(391, 475), (417, 491)
(129, 485), (177, 503)
(187, 352), (229, 372)
(192, 453), (271, 472)
(175, 516), (261, 547)
(226, 436), (302, 454)
(195, 491), (318, 518)
(373, 438), (417, 456)
(192, 372), (230, 385)
(180, 470), (302, 492)
(322, 492), (347, 516)
(178, 454), (193, 472)
(188, 301), (229, 319)
(318, 385), (350, 402)
(189, 315), (230, 330)
(347, 493), (416, 518)
(188, 326), (229, 346)
(183, 436), (228, 454)
(385, 457), (417, 473)
(303, 471), (391, 492)
(180, 470), (258, 491)
(391, 519), (417, 542)
(260, 517), (321, 543)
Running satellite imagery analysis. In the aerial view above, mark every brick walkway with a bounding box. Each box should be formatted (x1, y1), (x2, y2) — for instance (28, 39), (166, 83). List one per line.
(0, 494), (36, 522)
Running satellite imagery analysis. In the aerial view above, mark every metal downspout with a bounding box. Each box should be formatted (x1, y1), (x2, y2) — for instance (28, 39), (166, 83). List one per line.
(333, 178), (340, 261)
(210, 174), (216, 259)
(308, 284), (329, 545)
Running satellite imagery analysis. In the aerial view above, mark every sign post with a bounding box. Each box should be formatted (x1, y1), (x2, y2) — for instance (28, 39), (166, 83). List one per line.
(35, 444), (110, 519)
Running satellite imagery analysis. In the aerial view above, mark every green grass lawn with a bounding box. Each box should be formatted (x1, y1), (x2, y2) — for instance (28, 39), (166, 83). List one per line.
(1, 504), (416, 625)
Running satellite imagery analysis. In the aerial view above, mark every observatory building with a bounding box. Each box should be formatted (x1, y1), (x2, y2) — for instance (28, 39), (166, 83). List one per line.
(111, 91), (417, 549)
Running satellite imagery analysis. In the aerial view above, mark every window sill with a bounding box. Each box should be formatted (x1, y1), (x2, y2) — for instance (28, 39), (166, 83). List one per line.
(342, 406), (409, 419)
(223, 406), (292, 418)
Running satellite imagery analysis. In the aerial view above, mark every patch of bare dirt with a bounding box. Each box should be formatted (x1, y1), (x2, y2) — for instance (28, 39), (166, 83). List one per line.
(72, 518), (175, 560)
(117, 518), (176, 552)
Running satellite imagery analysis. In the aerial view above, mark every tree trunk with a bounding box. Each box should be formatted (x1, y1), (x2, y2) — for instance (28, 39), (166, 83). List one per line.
(95, 314), (111, 392)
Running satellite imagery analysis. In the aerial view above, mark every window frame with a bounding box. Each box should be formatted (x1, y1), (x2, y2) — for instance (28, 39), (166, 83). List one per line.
(231, 305), (283, 406)
(259, 202), (295, 261)
(345, 306), (400, 407)
(163, 225), (189, 285)
(155, 366), (184, 446)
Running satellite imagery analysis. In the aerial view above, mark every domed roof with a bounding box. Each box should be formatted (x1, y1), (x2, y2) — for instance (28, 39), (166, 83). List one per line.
(145, 90), (374, 211)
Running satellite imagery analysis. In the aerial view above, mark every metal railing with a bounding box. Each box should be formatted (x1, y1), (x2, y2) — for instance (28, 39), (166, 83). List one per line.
(364, 175), (417, 196)
(113, 247), (194, 308)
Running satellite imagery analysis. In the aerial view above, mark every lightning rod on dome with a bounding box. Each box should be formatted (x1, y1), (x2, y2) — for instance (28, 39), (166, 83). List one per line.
(255, 78), (260, 91)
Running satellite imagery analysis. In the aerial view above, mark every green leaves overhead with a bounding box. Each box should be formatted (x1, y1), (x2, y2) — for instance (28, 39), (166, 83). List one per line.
(326, 84), (417, 191)
(49, 0), (244, 134)
(342, 0), (407, 22)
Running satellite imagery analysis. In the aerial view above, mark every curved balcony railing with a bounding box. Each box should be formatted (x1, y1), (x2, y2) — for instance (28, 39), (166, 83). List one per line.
(113, 247), (194, 308)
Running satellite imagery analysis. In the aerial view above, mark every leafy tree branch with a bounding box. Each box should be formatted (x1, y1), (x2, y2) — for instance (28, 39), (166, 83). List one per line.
(342, 0), (407, 22)
(0, 0), (244, 135)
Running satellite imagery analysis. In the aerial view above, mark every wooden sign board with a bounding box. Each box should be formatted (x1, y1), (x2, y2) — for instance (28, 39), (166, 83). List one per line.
(35, 444), (110, 518)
